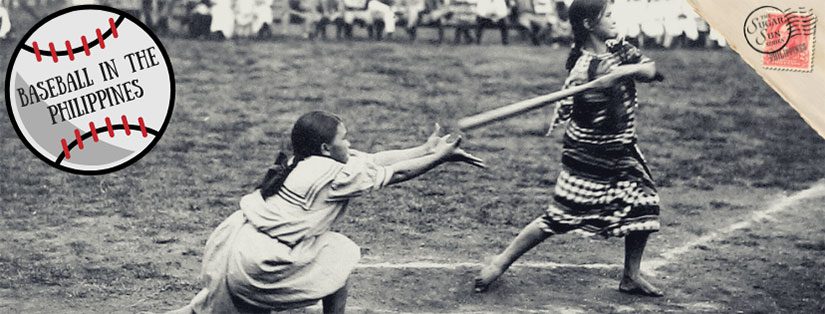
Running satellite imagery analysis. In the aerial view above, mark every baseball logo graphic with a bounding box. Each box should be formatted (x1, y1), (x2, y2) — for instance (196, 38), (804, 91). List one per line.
(5, 5), (174, 175)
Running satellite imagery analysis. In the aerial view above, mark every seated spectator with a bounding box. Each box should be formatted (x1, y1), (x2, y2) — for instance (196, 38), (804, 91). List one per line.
(342, 0), (396, 40)
(513, 0), (556, 46)
(475, 0), (509, 45)
(393, 0), (427, 41)
(236, 0), (273, 38)
(283, 0), (323, 39)
(443, 0), (477, 44)
(188, 0), (213, 39)
(317, 0), (345, 39)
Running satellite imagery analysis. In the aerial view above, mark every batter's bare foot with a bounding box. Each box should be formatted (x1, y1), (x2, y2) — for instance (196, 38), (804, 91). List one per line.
(619, 275), (664, 297)
(474, 257), (504, 293)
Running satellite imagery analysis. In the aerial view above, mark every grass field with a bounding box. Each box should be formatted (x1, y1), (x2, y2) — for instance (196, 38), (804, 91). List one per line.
(2, 5), (825, 314)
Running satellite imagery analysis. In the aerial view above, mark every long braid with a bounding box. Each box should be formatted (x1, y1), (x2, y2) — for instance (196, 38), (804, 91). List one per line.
(565, 40), (586, 71)
(256, 111), (342, 199)
(258, 152), (303, 199)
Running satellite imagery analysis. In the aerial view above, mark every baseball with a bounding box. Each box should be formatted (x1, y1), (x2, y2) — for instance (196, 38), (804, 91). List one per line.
(5, 5), (174, 174)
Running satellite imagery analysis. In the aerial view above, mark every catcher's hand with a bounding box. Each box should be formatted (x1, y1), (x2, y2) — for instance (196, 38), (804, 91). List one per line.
(437, 134), (487, 169)
(447, 147), (487, 169)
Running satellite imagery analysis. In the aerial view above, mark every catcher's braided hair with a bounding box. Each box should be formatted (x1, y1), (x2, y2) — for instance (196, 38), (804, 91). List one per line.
(258, 111), (343, 199)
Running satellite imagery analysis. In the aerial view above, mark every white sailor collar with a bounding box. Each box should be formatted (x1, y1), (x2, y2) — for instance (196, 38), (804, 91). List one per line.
(278, 156), (345, 210)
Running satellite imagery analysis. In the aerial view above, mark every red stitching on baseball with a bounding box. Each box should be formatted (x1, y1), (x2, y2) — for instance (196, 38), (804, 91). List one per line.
(96, 29), (105, 49)
(105, 117), (114, 137)
(49, 42), (58, 63)
(121, 115), (131, 136)
(74, 129), (84, 149)
(89, 121), (99, 142)
(61, 139), (71, 159)
(109, 18), (118, 38)
(31, 17), (121, 62)
(33, 42), (42, 62)
(138, 117), (147, 137)
(58, 116), (153, 162)
(65, 41), (75, 61)
(81, 36), (90, 56)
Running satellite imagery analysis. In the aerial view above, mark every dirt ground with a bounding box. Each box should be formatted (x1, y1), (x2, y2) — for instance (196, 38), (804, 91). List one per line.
(2, 3), (825, 314)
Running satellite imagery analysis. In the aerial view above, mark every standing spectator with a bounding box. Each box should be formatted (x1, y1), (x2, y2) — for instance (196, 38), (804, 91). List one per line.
(614, 0), (640, 41)
(0, 3), (10, 40)
(253, 0), (274, 38)
(661, 0), (697, 48)
(210, 0), (235, 39)
(235, 0), (257, 37)
(639, 0), (664, 47)
(707, 26), (726, 47)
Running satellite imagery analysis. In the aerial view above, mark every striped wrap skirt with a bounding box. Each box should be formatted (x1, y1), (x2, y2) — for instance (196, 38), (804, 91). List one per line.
(535, 141), (661, 238)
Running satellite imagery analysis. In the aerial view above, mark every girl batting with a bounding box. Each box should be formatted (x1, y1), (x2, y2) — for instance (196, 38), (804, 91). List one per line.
(474, 0), (665, 297)
(172, 111), (484, 313)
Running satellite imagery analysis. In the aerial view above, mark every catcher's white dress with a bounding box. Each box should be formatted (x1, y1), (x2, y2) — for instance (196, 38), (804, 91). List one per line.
(180, 151), (393, 313)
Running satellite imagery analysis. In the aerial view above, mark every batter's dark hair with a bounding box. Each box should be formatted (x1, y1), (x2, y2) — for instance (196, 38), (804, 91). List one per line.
(565, 0), (610, 71)
(258, 111), (343, 199)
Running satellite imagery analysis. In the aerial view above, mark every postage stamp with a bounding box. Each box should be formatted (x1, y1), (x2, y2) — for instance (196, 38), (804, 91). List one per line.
(744, 6), (817, 72)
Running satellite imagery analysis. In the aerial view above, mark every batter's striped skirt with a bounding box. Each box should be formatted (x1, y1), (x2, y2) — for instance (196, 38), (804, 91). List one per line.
(535, 142), (661, 238)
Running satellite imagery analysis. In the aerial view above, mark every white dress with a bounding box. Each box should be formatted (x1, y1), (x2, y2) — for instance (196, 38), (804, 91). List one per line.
(614, 0), (642, 38)
(235, 0), (257, 36)
(678, 0), (700, 40)
(210, 0), (236, 38)
(640, 0), (664, 38)
(0, 7), (10, 39)
(663, 0), (698, 40)
(708, 27), (727, 47)
(180, 151), (394, 313)
(253, 0), (274, 33)
(476, 0), (508, 22)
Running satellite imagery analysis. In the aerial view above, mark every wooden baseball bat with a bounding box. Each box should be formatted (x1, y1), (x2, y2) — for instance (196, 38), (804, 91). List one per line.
(457, 80), (600, 131)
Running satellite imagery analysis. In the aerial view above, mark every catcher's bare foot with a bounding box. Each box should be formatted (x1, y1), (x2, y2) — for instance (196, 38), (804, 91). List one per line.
(619, 275), (664, 297)
(474, 257), (504, 293)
